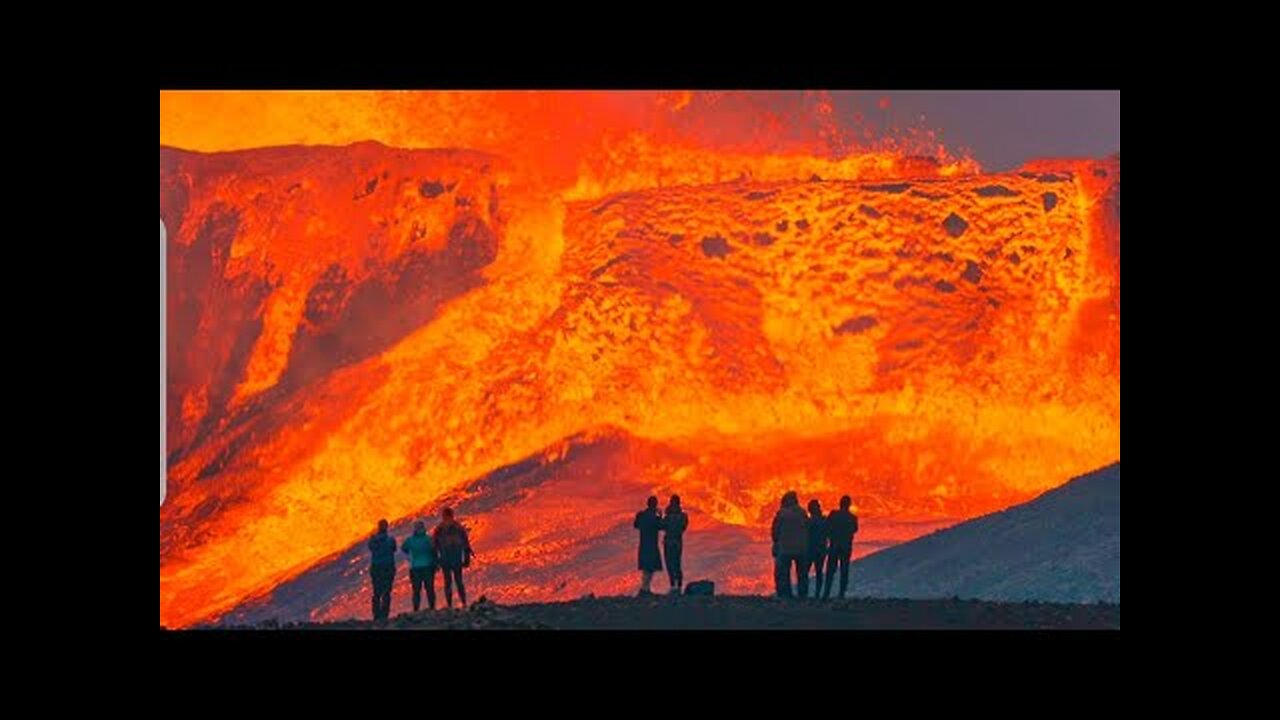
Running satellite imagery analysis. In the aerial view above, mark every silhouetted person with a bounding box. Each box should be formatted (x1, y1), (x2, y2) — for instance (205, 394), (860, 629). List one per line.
(433, 507), (473, 608)
(402, 520), (438, 611)
(634, 496), (664, 595)
(771, 491), (809, 598)
(805, 499), (828, 599)
(368, 519), (397, 622)
(823, 495), (860, 599)
(662, 495), (689, 595)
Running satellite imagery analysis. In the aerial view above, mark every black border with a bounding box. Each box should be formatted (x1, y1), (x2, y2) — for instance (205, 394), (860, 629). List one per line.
(159, 33), (1119, 90)
(154, 57), (1128, 678)
(160, 61), (1119, 90)
(158, 626), (1123, 682)
(161, 58), (1119, 90)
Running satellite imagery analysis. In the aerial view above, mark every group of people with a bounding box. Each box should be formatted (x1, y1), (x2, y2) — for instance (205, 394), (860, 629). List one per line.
(770, 492), (859, 599)
(367, 491), (859, 621)
(366, 507), (474, 622)
(633, 494), (690, 595)
(629, 490), (860, 600)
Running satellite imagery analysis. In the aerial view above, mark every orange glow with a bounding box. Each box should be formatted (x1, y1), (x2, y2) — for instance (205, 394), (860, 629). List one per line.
(160, 92), (1118, 628)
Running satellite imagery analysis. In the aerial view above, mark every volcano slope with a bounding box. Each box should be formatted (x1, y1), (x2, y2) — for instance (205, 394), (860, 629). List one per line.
(850, 462), (1120, 603)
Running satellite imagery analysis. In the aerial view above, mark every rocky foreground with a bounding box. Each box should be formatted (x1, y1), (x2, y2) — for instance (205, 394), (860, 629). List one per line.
(206, 594), (1120, 630)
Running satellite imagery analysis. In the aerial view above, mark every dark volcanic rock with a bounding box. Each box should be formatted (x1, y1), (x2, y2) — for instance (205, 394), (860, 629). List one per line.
(961, 260), (983, 284)
(834, 316), (878, 335)
(975, 185), (1018, 198)
(217, 594), (1119, 630)
(700, 236), (732, 258)
(852, 463), (1121, 604)
(942, 213), (969, 238)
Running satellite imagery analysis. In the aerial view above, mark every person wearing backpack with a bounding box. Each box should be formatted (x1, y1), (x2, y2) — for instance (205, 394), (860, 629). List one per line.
(432, 507), (474, 609)
(662, 495), (689, 596)
(367, 518), (398, 622)
(823, 495), (860, 599)
(401, 520), (438, 611)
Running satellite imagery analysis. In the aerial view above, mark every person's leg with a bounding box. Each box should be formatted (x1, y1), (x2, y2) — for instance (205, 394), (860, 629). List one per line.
(640, 570), (654, 594)
(839, 548), (851, 597)
(783, 550), (803, 597)
(781, 556), (792, 597)
(811, 552), (826, 598)
(426, 567), (437, 610)
(674, 543), (683, 591)
(829, 550), (845, 598)
(410, 568), (422, 612)
(443, 565), (455, 608)
(670, 540), (680, 586)
(823, 551), (837, 599)
(370, 570), (381, 620)
(455, 568), (467, 607)
(376, 568), (387, 620)
(774, 556), (790, 597)
(373, 566), (393, 620)
(383, 567), (395, 619)
(804, 555), (815, 598)
(666, 542), (682, 592)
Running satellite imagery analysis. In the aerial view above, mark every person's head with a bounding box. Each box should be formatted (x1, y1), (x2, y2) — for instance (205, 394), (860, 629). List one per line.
(782, 491), (799, 508)
(668, 494), (681, 509)
(413, 520), (426, 534)
(840, 495), (852, 510)
(808, 499), (822, 515)
(442, 507), (455, 521)
(377, 519), (389, 534)
(647, 496), (658, 510)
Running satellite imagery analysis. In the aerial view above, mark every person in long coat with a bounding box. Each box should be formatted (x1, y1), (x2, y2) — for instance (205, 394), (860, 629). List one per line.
(634, 495), (664, 595)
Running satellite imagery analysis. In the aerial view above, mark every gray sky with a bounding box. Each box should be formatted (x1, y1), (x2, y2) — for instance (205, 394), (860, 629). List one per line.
(834, 91), (1120, 171)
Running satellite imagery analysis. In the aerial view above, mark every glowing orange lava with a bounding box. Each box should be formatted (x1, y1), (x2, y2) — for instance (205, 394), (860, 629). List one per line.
(160, 91), (1118, 628)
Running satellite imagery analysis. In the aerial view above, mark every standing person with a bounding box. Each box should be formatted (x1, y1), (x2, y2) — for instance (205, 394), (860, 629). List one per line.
(771, 491), (809, 599)
(662, 495), (689, 595)
(401, 520), (438, 611)
(823, 495), (860, 600)
(633, 496), (664, 596)
(368, 519), (397, 622)
(805, 499), (828, 599)
(432, 507), (474, 609)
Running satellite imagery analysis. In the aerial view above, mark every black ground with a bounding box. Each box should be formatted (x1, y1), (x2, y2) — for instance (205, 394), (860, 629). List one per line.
(210, 594), (1120, 630)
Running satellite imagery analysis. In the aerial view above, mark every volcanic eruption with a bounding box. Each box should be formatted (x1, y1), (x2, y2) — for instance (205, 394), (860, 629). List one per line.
(160, 91), (1119, 627)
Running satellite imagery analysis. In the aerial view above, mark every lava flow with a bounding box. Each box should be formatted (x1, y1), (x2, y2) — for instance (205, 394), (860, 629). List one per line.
(160, 91), (1119, 628)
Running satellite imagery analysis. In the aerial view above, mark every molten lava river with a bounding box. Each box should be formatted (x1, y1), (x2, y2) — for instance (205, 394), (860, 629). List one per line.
(159, 91), (1119, 627)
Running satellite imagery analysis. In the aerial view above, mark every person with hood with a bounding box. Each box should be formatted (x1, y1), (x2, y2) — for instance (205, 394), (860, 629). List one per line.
(432, 507), (474, 609)
(633, 496), (664, 595)
(823, 495), (860, 599)
(367, 518), (397, 622)
(805, 499), (828, 599)
(401, 520), (438, 611)
(662, 495), (689, 595)
(771, 491), (809, 598)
